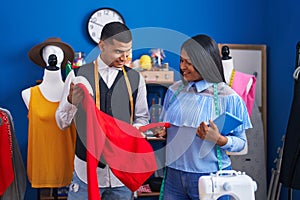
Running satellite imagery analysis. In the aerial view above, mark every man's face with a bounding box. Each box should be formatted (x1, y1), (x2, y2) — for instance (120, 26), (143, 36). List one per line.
(99, 39), (132, 68)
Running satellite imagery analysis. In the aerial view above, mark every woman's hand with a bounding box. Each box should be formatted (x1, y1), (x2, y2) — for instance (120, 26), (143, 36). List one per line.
(196, 119), (228, 146)
(152, 126), (167, 138)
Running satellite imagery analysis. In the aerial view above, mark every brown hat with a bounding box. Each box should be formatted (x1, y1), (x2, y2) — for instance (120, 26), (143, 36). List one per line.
(28, 37), (74, 69)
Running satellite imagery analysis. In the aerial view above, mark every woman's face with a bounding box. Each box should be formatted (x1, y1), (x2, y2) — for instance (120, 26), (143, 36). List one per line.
(180, 49), (202, 82)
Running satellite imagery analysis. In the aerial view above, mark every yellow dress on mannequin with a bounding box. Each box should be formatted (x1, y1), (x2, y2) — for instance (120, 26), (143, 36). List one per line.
(27, 86), (76, 188)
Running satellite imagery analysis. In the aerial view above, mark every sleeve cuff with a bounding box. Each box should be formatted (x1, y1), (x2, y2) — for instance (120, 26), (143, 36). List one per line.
(220, 136), (233, 149)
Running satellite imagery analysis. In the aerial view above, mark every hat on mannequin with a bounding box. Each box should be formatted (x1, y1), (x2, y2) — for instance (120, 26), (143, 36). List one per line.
(28, 37), (74, 69)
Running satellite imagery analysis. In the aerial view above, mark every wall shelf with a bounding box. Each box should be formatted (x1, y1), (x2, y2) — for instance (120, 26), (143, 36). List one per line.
(138, 191), (160, 197)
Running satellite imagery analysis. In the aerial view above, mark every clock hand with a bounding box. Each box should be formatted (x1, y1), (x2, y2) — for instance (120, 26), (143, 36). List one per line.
(90, 21), (104, 27)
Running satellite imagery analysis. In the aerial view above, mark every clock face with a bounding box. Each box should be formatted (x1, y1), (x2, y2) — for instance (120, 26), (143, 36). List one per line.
(87, 8), (125, 44)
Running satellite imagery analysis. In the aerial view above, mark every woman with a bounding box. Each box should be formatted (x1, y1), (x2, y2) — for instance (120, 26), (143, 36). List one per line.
(159, 34), (252, 200)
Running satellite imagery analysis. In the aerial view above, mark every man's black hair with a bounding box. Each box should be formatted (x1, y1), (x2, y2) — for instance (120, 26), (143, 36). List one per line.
(100, 22), (132, 43)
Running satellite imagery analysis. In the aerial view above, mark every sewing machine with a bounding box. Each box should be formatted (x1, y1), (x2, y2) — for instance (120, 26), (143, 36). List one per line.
(198, 170), (257, 200)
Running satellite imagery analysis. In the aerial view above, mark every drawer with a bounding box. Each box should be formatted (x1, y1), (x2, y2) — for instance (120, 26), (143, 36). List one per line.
(140, 71), (174, 84)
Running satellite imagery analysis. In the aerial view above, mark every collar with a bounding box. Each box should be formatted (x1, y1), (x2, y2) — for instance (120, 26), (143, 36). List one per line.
(97, 55), (122, 71)
(186, 80), (213, 92)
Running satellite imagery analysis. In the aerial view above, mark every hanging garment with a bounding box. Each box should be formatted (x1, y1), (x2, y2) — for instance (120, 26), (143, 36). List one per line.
(27, 86), (76, 188)
(78, 83), (157, 200)
(0, 108), (26, 200)
(0, 109), (14, 195)
(280, 72), (300, 189)
(230, 71), (256, 116)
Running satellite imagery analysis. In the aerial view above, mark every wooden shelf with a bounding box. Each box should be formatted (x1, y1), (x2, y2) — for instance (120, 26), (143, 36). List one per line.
(40, 197), (67, 200)
(138, 192), (160, 197)
(140, 71), (174, 85)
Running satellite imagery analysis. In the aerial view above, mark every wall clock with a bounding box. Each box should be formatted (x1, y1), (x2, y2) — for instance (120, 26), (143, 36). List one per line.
(87, 8), (125, 44)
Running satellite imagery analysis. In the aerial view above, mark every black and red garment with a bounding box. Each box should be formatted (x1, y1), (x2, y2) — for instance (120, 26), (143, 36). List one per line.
(0, 108), (26, 200)
(0, 109), (14, 195)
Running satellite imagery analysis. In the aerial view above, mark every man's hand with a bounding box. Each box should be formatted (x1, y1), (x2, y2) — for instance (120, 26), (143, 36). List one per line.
(67, 82), (84, 106)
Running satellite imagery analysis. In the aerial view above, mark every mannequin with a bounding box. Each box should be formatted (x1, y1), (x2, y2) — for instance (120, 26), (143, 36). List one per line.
(222, 46), (235, 84)
(221, 46), (267, 199)
(21, 38), (76, 197)
(221, 45), (255, 156)
(221, 46), (255, 116)
(222, 46), (253, 96)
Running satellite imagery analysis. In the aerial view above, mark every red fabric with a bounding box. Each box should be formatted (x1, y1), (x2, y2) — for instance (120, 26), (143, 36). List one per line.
(0, 111), (14, 195)
(78, 84), (157, 200)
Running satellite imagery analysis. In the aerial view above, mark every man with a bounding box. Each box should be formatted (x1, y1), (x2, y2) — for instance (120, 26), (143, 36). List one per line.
(56, 22), (150, 200)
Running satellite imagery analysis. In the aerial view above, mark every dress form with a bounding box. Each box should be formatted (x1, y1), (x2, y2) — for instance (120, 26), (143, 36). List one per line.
(221, 45), (252, 93)
(222, 45), (250, 155)
(22, 45), (64, 108)
(21, 43), (76, 196)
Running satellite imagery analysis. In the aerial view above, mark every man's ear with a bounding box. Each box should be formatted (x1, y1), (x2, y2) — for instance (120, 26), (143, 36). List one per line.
(98, 40), (104, 51)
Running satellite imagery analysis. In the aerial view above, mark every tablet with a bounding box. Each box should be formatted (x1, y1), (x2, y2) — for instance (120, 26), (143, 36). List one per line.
(212, 112), (243, 135)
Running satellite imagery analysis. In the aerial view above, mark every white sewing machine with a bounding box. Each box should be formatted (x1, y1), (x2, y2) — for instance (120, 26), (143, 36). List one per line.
(198, 170), (257, 200)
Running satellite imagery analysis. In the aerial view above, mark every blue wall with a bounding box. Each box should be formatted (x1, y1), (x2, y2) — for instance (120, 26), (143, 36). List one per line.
(1, 0), (299, 199)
